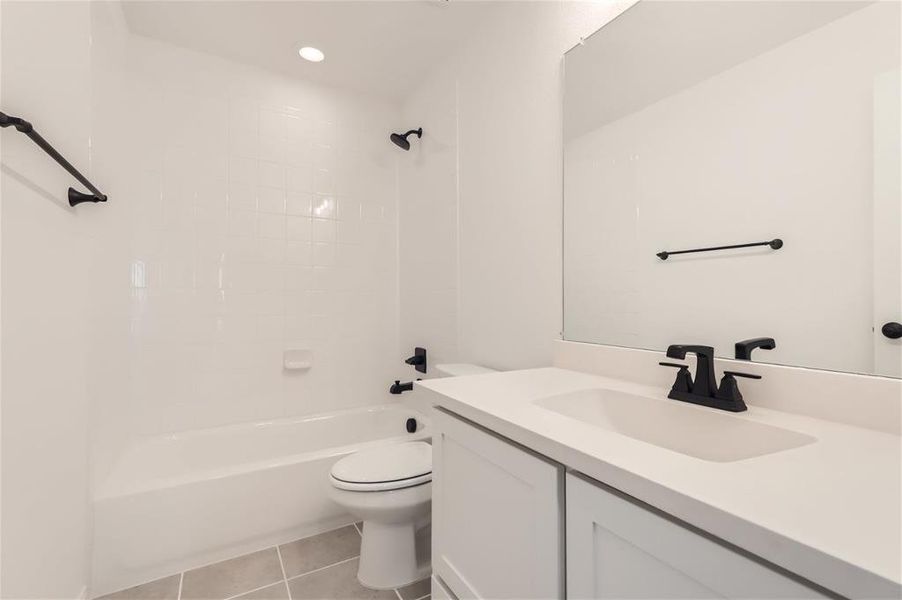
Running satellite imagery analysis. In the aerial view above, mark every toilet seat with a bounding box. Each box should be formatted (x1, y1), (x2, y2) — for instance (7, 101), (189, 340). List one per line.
(330, 441), (432, 492)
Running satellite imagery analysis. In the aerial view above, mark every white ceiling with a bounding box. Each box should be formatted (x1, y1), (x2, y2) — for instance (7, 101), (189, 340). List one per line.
(564, 1), (872, 140)
(122, 0), (503, 103)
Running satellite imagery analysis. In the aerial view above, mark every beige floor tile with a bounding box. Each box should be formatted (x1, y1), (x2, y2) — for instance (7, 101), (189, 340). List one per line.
(279, 525), (360, 578)
(181, 548), (283, 600)
(94, 575), (181, 600)
(232, 582), (290, 600)
(397, 578), (431, 600)
(287, 559), (396, 600)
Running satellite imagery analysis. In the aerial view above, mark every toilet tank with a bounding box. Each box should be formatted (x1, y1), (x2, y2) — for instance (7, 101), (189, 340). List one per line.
(433, 363), (497, 378)
(402, 363), (497, 418)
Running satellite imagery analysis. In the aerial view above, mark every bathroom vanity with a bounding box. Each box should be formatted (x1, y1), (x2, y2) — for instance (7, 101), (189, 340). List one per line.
(418, 343), (902, 600)
(488, 3), (902, 597)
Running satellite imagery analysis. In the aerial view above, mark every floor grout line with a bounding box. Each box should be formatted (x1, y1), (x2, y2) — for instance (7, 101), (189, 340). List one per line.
(394, 590), (404, 600)
(412, 594), (430, 600)
(107, 523), (376, 600)
(276, 545), (292, 600)
(285, 555), (360, 583)
(221, 579), (285, 600)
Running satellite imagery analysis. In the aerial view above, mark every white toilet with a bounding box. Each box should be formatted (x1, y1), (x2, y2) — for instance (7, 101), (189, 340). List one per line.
(329, 363), (496, 590)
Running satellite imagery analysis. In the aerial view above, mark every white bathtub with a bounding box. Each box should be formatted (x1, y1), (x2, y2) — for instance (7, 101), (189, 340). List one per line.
(92, 404), (430, 597)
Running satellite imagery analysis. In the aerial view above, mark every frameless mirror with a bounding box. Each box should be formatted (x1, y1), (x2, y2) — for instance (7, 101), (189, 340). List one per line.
(563, 1), (901, 377)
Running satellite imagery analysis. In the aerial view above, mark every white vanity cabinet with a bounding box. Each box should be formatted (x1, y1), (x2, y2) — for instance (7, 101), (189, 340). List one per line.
(565, 473), (830, 599)
(433, 409), (834, 600)
(431, 409), (564, 600)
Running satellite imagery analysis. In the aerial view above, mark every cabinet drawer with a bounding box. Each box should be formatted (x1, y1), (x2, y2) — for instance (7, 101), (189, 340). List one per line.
(433, 409), (564, 600)
(566, 474), (830, 599)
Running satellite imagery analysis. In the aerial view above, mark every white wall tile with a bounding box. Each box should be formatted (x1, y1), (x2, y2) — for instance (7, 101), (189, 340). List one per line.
(257, 160), (285, 189)
(312, 218), (336, 243)
(258, 213), (286, 240)
(312, 195), (337, 218)
(229, 182), (257, 211)
(286, 216), (312, 241)
(88, 20), (402, 471)
(287, 190), (313, 216)
(287, 165), (314, 192)
(257, 186), (287, 214)
(229, 156), (256, 185)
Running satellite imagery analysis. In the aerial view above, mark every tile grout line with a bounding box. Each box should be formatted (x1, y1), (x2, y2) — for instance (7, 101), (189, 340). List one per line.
(108, 523), (366, 600)
(285, 555), (360, 583)
(394, 590), (404, 600)
(276, 545), (292, 600)
(222, 579), (285, 600)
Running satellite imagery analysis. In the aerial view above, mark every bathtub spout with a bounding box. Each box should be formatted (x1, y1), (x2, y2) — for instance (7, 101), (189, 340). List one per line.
(390, 380), (414, 394)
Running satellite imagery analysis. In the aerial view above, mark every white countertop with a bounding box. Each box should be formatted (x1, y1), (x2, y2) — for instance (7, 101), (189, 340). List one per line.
(418, 367), (902, 599)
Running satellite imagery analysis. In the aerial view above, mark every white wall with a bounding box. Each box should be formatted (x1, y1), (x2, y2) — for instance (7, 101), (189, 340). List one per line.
(2, 4), (408, 593)
(563, 2), (900, 374)
(88, 3), (405, 483)
(399, 1), (635, 371)
(399, 68), (460, 373)
(0, 2), (96, 598)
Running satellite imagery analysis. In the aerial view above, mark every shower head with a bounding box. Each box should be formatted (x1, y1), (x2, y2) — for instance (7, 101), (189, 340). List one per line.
(390, 128), (422, 151)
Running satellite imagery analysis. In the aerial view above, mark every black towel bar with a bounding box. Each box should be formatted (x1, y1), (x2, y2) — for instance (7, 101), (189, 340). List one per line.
(657, 238), (782, 260)
(0, 111), (107, 206)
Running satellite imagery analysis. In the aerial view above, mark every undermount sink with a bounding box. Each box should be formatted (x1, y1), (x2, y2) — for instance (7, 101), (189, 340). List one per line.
(534, 388), (816, 462)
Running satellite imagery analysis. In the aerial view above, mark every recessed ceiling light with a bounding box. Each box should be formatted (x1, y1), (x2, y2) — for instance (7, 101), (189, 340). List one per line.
(298, 47), (325, 62)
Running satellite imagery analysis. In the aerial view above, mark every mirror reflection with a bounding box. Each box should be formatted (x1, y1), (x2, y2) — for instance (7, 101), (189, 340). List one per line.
(563, 1), (901, 377)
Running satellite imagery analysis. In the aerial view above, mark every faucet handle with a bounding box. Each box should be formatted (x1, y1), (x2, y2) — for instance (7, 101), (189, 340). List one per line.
(659, 362), (692, 394)
(723, 370), (762, 380)
(659, 362), (689, 369)
(715, 370), (761, 410)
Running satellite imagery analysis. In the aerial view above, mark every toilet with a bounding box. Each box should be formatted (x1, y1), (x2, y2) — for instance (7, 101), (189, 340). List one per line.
(329, 363), (496, 590)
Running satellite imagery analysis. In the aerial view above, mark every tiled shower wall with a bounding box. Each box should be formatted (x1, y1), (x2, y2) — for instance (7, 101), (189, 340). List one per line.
(90, 5), (402, 481)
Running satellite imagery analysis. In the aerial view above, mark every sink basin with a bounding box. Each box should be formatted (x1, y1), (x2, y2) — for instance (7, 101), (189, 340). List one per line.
(535, 389), (816, 462)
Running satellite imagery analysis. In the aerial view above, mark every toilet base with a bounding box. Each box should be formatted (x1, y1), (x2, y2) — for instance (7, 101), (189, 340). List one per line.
(358, 521), (431, 590)
(329, 482), (432, 590)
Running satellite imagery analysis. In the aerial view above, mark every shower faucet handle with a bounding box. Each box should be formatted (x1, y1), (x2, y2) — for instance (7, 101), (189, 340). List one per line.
(404, 347), (427, 373)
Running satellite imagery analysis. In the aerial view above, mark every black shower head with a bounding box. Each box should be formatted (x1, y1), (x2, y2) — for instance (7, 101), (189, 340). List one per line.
(390, 128), (422, 151)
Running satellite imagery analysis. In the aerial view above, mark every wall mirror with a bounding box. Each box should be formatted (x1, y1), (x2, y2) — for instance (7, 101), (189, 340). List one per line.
(563, 0), (901, 377)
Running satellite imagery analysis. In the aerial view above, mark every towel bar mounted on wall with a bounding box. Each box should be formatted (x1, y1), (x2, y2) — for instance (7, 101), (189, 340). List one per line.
(0, 111), (107, 207)
(656, 238), (783, 261)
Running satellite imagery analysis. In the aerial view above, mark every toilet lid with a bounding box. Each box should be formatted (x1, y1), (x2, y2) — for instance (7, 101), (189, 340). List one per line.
(331, 441), (432, 491)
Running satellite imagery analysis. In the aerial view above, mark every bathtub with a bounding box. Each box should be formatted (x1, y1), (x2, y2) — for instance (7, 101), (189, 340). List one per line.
(91, 404), (430, 597)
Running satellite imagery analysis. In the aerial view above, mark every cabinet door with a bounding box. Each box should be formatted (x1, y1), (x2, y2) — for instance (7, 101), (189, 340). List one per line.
(566, 474), (829, 599)
(433, 409), (563, 600)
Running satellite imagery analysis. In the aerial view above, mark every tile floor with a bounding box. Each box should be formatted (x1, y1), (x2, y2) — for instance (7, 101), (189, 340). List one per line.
(96, 523), (431, 600)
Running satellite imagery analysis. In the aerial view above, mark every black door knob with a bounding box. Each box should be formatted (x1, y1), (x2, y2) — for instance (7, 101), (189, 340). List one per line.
(881, 322), (902, 339)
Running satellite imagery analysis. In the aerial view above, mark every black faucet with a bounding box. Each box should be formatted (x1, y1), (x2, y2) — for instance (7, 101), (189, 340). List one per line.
(659, 344), (761, 412)
(666, 345), (717, 397)
(390, 380), (415, 395)
(735, 337), (775, 360)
